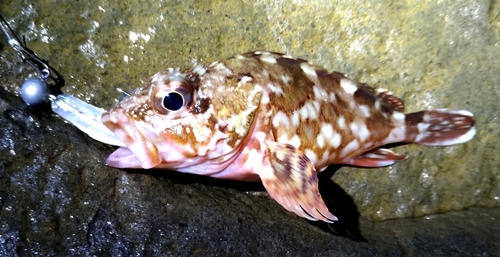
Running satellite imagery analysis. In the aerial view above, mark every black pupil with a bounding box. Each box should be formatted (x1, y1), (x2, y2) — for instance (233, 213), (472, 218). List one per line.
(162, 92), (184, 111)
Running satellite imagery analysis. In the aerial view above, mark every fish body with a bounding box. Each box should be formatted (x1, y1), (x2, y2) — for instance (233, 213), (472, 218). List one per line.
(102, 51), (475, 222)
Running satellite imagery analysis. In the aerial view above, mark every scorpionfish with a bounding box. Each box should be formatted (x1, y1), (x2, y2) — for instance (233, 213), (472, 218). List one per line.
(102, 51), (476, 223)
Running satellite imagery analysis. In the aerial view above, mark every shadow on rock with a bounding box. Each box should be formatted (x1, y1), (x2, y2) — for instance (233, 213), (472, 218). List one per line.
(128, 168), (267, 193)
(128, 163), (366, 241)
(313, 165), (367, 241)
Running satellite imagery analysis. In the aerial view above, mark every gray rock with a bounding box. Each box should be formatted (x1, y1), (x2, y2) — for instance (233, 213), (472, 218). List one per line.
(0, 87), (499, 257)
(1, 0), (499, 222)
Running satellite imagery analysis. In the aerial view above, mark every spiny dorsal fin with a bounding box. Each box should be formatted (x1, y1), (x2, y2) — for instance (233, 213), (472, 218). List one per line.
(260, 141), (337, 223)
(376, 88), (404, 112)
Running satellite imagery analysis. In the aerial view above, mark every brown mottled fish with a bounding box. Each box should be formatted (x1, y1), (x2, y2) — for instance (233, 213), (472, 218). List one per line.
(101, 51), (476, 222)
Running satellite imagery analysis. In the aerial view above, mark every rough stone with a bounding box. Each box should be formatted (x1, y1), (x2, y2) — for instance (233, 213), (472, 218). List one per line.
(0, 0), (499, 255)
(1, 0), (499, 221)
(1, 0), (498, 222)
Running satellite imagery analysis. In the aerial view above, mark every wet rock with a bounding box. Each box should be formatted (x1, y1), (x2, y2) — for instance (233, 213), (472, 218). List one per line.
(0, 87), (499, 256)
(1, 0), (499, 255)
(1, 0), (498, 222)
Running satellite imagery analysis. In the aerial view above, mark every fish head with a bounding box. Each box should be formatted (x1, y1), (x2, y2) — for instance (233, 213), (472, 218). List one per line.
(101, 67), (261, 172)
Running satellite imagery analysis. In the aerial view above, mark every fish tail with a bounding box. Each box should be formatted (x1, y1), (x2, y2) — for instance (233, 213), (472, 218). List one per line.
(405, 109), (476, 146)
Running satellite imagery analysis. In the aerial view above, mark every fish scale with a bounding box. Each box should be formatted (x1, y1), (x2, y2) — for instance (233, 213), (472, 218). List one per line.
(229, 52), (394, 166)
(101, 51), (476, 223)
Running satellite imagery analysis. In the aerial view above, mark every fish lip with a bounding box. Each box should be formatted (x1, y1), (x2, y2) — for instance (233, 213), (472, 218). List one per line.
(101, 110), (161, 169)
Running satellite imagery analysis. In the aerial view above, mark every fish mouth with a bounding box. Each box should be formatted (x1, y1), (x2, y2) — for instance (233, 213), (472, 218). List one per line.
(101, 111), (162, 169)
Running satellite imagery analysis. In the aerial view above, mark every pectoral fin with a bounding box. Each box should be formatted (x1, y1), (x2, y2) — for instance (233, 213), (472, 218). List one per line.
(260, 141), (337, 223)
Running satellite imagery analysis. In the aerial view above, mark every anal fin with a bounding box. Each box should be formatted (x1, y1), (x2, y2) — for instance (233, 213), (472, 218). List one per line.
(260, 141), (337, 223)
(344, 148), (408, 167)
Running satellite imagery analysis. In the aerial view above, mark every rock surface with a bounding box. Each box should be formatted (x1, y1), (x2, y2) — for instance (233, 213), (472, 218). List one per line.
(1, 0), (498, 222)
(0, 88), (499, 256)
(0, 0), (499, 255)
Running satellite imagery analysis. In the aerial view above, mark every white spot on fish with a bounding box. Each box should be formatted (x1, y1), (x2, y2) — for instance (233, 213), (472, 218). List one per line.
(299, 101), (319, 121)
(329, 92), (336, 102)
(289, 134), (301, 148)
(291, 111), (300, 127)
(238, 76), (253, 85)
(392, 112), (405, 121)
(281, 74), (291, 84)
(349, 100), (356, 109)
(260, 53), (277, 64)
(357, 123), (370, 142)
(299, 106), (310, 121)
(267, 83), (284, 95)
(214, 62), (233, 76)
(277, 134), (289, 144)
(193, 64), (207, 76)
(340, 78), (358, 95)
(349, 122), (359, 134)
(313, 101), (320, 113)
(256, 131), (266, 142)
(319, 150), (332, 169)
(321, 123), (342, 148)
(305, 149), (318, 164)
(317, 134), (326, 148)
(359, 105), (371, 117)
(300, 63), (318, 80)
(415, 132), (428, 144)
(384, 127), (406, 144)
(313, 85), (327, 101)
(337, 116), (346, 130)
(261, 90), (270, 104)
(321, 123), (334, 140)
(331, 133), (342, 148)
(272, 111), (290, 128)
(341, 140), (360, 157)
(261, 69), (270, 79)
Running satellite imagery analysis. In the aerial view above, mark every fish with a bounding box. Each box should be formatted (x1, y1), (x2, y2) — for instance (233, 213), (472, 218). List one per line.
(99, 51), (476, 223)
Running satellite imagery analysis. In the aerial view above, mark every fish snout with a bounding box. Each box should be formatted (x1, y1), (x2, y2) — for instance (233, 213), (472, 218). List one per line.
(101, 111), (162, 169)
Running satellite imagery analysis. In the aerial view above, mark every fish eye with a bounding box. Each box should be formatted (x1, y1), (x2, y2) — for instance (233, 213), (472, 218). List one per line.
(154, 86), (192, 114)
(151, 69), (194, 115)
(162, 91), (184, 111)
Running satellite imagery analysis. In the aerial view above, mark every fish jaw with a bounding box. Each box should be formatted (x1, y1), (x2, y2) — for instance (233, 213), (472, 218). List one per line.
(102, 110), (161, 169)
(100, 105), (221, 170)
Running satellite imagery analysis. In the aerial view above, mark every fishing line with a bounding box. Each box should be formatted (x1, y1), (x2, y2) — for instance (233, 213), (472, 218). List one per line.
(0, 13), (64, 105)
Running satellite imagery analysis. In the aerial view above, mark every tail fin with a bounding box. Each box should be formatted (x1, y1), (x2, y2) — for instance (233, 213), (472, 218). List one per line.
(405, 109), (476, 146)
